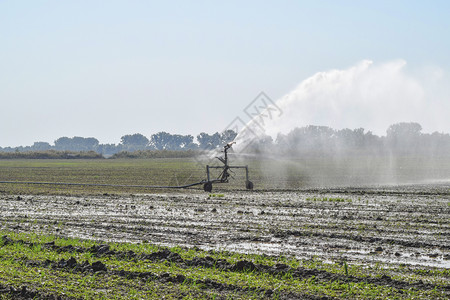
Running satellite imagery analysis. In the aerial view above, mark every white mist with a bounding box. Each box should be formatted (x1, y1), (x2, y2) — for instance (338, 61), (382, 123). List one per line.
(235, 60), (449, 150)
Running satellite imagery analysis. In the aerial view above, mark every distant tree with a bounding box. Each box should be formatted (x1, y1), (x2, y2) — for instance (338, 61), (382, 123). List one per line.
(335, 128), (366, 149)
(387, 122), (422, 139)
(54, 136), (99, 151)
(283, 125), (335, 153)
(0, 146), (15, 152)
(120, 133), (149, 149)
(150, 132), (196, 150)
(54, 137), (71, 150)
(197, 132), (221, 150)
(246, 134), (274, 153)
(31, 142), (52, 151)
(362, 130), (383, 153)
(220, 130), (238, 145)
(169, 134), (195, 150)
(74, 137), (99, 151)
(150, 132), (171, 150)
(386, 122), (422, 152)
(183, 139), (199, 150)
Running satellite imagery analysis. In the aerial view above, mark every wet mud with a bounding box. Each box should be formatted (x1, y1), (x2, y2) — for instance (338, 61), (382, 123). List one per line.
(1, 184), (449, 271)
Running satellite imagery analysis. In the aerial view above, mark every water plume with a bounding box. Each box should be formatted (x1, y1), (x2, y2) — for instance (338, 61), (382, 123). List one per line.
(235, 60), (449, 149)
(233, 60), (450, 188)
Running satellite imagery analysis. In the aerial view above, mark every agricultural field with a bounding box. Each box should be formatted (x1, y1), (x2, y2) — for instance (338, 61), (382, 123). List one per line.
(0, 158), (449, 299)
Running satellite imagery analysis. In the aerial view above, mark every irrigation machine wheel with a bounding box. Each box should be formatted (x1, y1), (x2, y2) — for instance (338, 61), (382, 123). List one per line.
(246, 180), (254, 190)
(203, 182), (213, 192)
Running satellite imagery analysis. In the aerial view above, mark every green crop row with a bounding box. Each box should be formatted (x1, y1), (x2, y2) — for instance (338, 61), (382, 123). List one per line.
(0, 231), (447, 299)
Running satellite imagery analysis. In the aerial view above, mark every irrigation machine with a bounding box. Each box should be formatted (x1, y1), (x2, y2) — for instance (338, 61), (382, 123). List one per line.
(203, 142), (253, 192)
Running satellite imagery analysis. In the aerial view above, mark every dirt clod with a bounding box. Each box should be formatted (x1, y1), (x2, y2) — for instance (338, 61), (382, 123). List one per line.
(92, 261), (107, 272)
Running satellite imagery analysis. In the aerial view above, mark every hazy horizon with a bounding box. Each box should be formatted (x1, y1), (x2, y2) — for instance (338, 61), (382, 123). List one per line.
(2, 1), (450, 147)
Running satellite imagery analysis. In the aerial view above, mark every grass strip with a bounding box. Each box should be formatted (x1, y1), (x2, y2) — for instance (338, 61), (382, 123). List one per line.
(0, 232), (448, 299)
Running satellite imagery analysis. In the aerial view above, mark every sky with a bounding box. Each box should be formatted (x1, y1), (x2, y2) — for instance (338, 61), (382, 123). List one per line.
(1, 0), (450, 147)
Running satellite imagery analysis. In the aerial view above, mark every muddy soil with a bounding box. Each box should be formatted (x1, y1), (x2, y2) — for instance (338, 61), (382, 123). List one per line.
(1, 183), (449, 269)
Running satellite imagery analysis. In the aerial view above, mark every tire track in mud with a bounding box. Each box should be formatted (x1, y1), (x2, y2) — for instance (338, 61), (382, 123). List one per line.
(270, 229), (450, 250)
(3, 236), (448, 295)
(300, 186), (450, 197)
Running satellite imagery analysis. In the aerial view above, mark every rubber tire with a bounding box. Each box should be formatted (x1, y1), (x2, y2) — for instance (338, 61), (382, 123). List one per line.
(203, 182), (213, 192)
(246, 181), (254, 190)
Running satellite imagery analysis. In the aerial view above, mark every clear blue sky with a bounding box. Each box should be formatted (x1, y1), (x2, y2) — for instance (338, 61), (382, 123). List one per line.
(1, 1), (449, 147)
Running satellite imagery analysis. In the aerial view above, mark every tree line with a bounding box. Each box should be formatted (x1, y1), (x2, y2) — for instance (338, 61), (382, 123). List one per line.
(0, 130), (238, 157)
(249, 122), (450, 156)
(1, 123), (449, 157)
